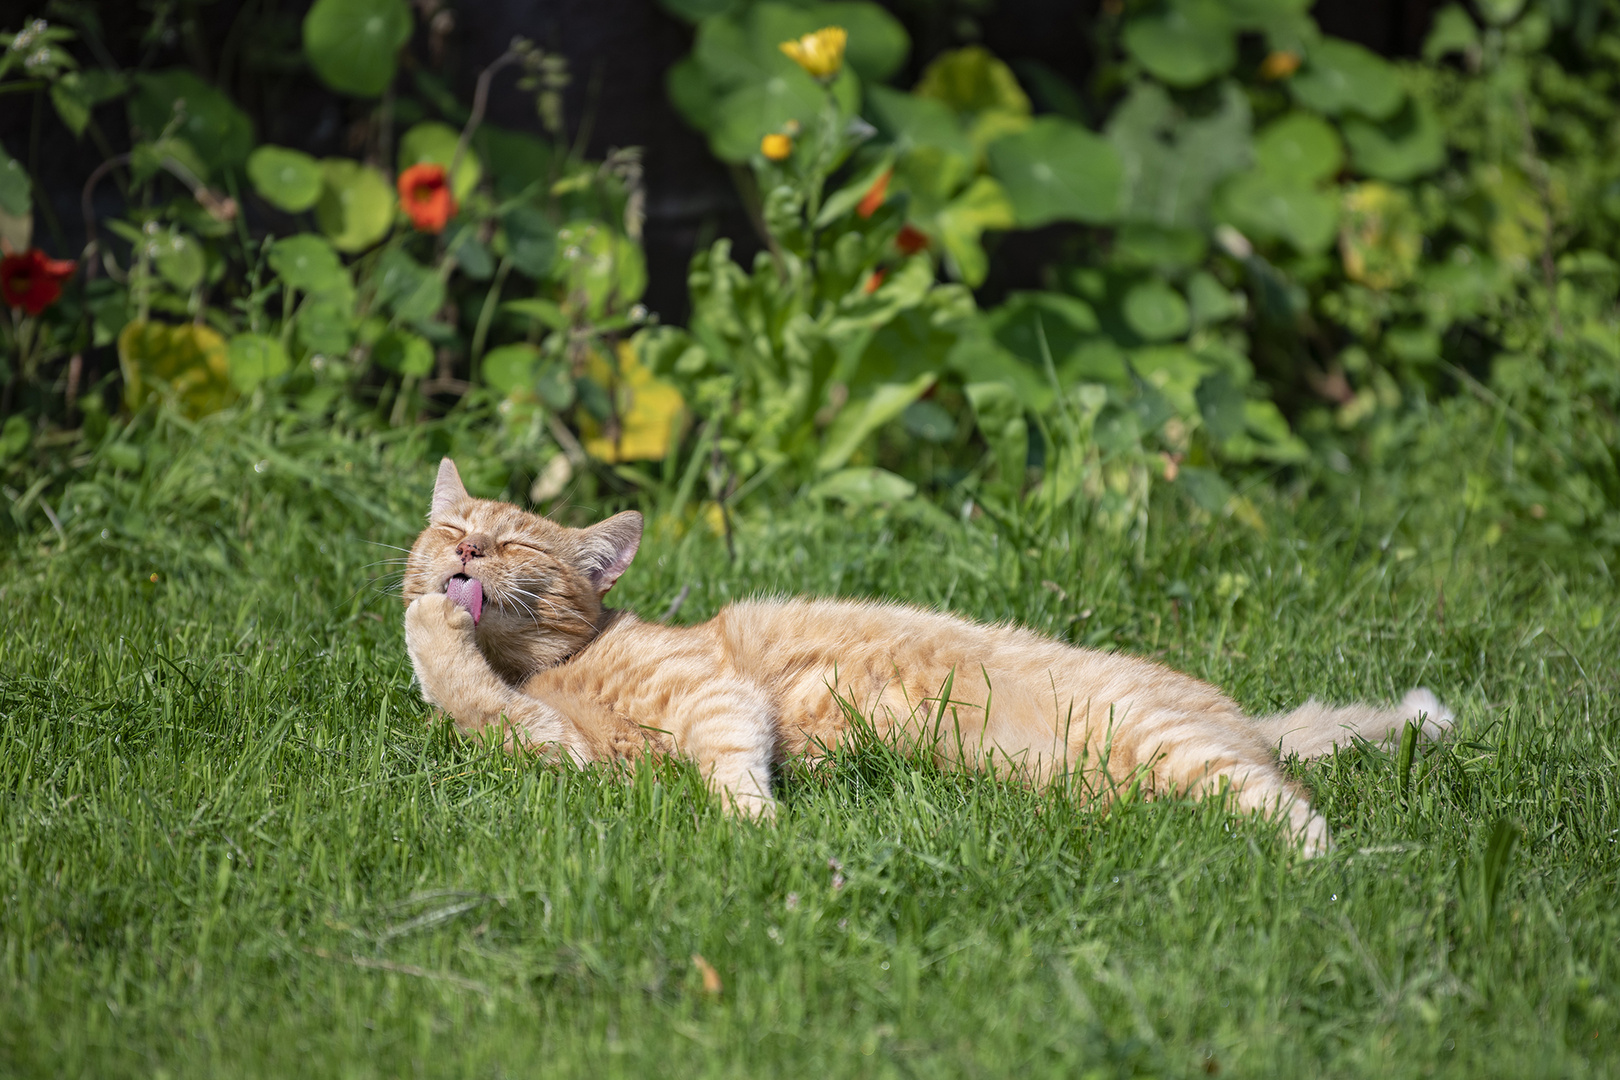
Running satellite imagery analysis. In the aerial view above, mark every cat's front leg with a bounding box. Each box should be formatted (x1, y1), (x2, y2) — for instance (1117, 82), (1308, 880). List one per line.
(405, 594), (586, 761)
(671, 678), (779, 821)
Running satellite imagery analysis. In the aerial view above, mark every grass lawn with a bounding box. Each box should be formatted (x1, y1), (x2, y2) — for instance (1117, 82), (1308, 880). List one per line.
(1, 421), (1616, 1078)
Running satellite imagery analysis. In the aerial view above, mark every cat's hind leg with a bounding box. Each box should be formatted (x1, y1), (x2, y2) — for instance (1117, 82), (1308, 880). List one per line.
(668, 678), (778, 820)
(1257, 687), (1453, 759)
(1115, 712), (1331, 856)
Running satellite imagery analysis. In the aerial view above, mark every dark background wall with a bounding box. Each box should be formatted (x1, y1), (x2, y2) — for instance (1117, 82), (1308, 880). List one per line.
(0, 0), (1445, 323)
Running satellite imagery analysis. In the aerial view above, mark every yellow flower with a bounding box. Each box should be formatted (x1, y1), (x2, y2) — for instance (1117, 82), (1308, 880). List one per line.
(780, 26), (847, 81)
(760, 133), (793, 161)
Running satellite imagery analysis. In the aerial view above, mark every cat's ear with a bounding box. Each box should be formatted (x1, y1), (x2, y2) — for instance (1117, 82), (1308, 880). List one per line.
(430, 458), (468, 520)
(579, 511), (642, 594)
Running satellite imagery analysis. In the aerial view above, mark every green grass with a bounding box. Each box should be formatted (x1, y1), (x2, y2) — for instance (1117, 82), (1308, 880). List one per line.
(1, 420), (1617, 1078)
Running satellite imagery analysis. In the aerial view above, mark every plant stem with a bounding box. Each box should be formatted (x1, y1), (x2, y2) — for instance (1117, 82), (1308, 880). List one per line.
(468, 255), (513, 380)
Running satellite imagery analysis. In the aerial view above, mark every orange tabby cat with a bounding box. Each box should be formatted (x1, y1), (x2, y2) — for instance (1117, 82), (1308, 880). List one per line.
(403, 459), (1451, 855)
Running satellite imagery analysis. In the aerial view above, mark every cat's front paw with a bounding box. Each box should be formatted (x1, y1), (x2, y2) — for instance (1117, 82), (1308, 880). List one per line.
(407, 591), (477, 638)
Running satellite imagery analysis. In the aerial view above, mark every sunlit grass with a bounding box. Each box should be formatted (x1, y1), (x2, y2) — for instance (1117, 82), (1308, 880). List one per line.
(1, 430), (1616, 1078)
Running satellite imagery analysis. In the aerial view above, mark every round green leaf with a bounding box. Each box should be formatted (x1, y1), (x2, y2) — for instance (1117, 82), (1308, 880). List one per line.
(1475, 0), (1525, 24)
(1254, 112), (1342, 184)
(1290, 39), (1404, 120)
(902, 400), (956, 443)
(657, 0), (743, 22)
(153, 231), (205, 291)
(1122, 280), (1191, 342)
(1342, 98), (1446, 181)
(1219, 171), (1339, 253)
(267, 233), (350, 294)
(1122, 2), (1237, 88)
(398, 120), (482, 199)
(913, 46), (1031, 118)
(373, 329), (434, 377)
(816, 2), (910, 82)
(302, 0), (413, 98)
(314, 159), (394, 253)
(129, 70), (255, 175)
(227, 333), (290, 391)
(986, 117), (1123, 227)
(481, 343), (542, 396)
(247, 146), (324, 212)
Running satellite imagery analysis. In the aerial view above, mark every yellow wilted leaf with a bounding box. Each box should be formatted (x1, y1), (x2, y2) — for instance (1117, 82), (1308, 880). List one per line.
(580, 340), (687, 463)
(118, 320), (237, 417)
(1339, 182), (1422, 290)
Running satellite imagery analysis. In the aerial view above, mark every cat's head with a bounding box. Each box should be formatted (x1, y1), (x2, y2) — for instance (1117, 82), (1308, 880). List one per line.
(402, 458), (641, 680)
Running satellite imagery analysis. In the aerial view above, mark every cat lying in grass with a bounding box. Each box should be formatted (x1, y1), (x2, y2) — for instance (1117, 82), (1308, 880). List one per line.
(403, 459), (1451, 855)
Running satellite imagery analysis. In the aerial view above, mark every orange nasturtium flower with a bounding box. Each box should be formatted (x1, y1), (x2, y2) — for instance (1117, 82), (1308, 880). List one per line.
(397, 163), (457, 233)
(1258, 50), (1301, 80)
(760, 133), (794, 161)
(856, 168), (891, 218)
(1, 248), (76, 315)
(895, 224), (930, 255)
(780, 26), (847, 81)
(862, 267), (886, 295)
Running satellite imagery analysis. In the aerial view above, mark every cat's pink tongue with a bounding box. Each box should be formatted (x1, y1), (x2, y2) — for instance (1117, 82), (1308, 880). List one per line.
(445, 576), (483, 625)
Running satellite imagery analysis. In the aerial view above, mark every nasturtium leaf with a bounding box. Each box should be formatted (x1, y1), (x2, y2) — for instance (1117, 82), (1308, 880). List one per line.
(935, 175), (1015, 286)
(227, 333), (290, 391)
(1289, 39), (1404, 120)
(809, 466), (917, 505)
(555, 222), (646, 319)
(302, 0), (412, 98)
(707, 68), (827, 163)
(1122, 280), (1191, 342)
(1342, 98), (1446, 181)
(501, 297), (569, 331)
(1122, 1), (1236, 88)
(314, 159), (393, 252)
(1106, 80), (1252, 231)
(537, 362), (575, 410)
(480, 343), (542, 396)
(118, 320), (237, 417)
(914, 46), (1031, 117)
(373, 328), (434, 377)
(1474, 0), (1525, 24)
(989, 291), (1099, 375)
(1113, 223), (1207, 270)
(499, 205), (557, 279)
(0, 144), (31, 215)
(1423, 4), (1479, 60)
(1254, 112), (1342, 184)
(129, 70), (255, 175)
(372, 248), (443, 324)
(248, 146), (324, 212)
(297, 298), (356, 355)
(268, 233), (349, 294)
(153, 230), (205, 291)
(987, 116), (1123, 227)
(1218, 170), (1338, 253)
(475, 127), (554, 199)
(667, 56), (721, 134)
(1195, 370), (1246, 441)
(398, 120), (482, 199)
(902, 399), (956, 443)
(1186, 270), (1245, 328)
(865, 86), (974, 161)
(1130, 344), (1209, 417)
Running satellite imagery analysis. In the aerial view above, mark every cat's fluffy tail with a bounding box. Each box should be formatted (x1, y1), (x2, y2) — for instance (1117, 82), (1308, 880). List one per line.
(1257, 687), (1453, 759)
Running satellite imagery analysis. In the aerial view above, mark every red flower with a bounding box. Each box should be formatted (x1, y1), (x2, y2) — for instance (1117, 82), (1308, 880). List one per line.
(857, 168), (892, 219)
(863, 268), (886, 295)
(1, 248), (76, 316)
(398, 163), (457, 234)
(895, 224), (929, 255)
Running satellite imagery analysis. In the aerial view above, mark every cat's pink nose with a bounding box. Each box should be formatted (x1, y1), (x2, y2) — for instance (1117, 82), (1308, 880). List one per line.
(456, 539), (483, 562)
